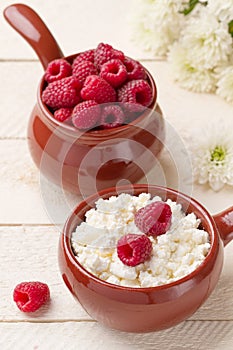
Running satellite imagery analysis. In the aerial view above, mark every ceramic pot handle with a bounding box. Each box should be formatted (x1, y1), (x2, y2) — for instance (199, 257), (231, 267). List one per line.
(3, 3), (64, 69)
(213, 207), (233, 246)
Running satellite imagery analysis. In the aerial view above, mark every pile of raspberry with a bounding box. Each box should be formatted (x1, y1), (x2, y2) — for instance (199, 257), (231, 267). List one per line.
(42, 43), (154, 130)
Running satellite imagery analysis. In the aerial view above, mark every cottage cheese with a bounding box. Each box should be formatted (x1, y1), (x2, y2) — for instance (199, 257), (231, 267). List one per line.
(71, 193), (211, 287)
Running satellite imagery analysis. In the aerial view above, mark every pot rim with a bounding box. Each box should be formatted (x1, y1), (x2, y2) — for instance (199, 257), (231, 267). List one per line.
(61, 184), (219, 293)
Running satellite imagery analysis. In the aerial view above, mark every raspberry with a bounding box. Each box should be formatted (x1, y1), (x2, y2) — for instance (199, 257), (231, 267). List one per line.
(100, 59), (127, 88)
(117, 234), (152, 266)
(123, 102), (145, 115)
(118, 80), (153, 108)
(100, 105), (125, 129)
(73, 49), (95, 64)
(44, 59), (72, 83)
(121, 105), (145, 126)
(81, 75), (116, 104)
(42, 77), (81, 109)
(72, 60), (98, 84)
(123, 58), (147, 81)
(72, 100), (100, 130)
(135, 201), (172, 236)
(94, 43), (125, 68)
(13, 282), (50, 313)
(54, 107), (73, 122)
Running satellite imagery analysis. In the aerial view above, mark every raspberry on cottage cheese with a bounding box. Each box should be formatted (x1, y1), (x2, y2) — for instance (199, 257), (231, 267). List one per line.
(71, 193), (211, 288)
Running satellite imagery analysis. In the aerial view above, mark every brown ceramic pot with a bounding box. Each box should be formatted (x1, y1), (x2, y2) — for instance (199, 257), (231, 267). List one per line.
(59, 184), (233, 332)
(4, 4), (164, 195)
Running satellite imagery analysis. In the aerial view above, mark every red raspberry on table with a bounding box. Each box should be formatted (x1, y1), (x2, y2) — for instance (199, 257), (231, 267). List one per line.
(13, 281), (50, 313)
(73, 49), (95, 64)
(94, 43), (125, 68)
(81, 75), (116, 104)
(72, 100), (100, 130)
(135, 201), (172, 236)
(42, 76), (81, 109)
(118, 79), (153, 107)
(100, 59), (128, 88)
(117, 234), (152, 267)
(100, 105), (125, 129)
(54, 107), (73, 122)
(72, 60), (98, 84)
(44, 59), (72, 83)
(123, 58), (147, 81)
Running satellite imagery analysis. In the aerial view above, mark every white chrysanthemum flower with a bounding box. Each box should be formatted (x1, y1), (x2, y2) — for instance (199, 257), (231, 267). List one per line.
(216, 65), (233, 103)
(192, 125), (233, 191)
(227, 52), (233, 65)
(130, 0), (186, 57)
(180, 10), (233, 70)
(207, 0), (233, 23)
(168, 44), (216, 92)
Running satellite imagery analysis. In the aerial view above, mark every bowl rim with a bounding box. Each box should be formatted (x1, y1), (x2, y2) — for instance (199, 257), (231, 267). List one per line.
(61, 184), (219, 292)
(37, 53), (158, 138)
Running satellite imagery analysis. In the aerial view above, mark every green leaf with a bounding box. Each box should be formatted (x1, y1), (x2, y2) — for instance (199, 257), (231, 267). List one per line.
(179, 0), (208, 16)
(228, 19), (233, 38)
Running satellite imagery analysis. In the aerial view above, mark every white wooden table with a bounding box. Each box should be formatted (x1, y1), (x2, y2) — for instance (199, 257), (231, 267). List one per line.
(1, 1), (233, 349)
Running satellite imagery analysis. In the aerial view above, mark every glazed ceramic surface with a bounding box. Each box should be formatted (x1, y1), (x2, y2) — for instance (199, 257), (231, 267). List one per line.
(4, 4), (164, 195)
(28, 70), (163, 195)
(59, 185), (233, 332)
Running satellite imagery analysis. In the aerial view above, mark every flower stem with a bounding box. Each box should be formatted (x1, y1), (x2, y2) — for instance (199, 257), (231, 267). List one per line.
(180, 0), (208, 16)
(228, 20), (233, 38)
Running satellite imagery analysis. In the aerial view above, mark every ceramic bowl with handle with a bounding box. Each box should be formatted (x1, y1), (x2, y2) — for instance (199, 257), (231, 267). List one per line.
(4, 4), (164, 195)
(59, 184), (233, 332)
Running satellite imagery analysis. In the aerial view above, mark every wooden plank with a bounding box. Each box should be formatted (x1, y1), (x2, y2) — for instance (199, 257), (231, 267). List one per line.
(0, 139), (49, 224)
(0, 0), (151, 61)
(0, 138), (81, 225)
(194, 239), (233, 320)
(0, 62), (41, 138)
(0, 225), (232, 322)
(0, 320), (233, 350)
(1, 138), (233, 225)
(0, 225), (89, 321)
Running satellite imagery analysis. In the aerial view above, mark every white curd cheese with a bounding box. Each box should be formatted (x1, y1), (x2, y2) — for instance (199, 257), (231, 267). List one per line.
(71, 193), (211, 287)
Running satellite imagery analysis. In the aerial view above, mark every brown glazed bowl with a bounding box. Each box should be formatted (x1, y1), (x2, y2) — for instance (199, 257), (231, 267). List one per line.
(4, 4), (164, 195)
(59, 184), (233, 333)
(29, 72), (162, 196)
